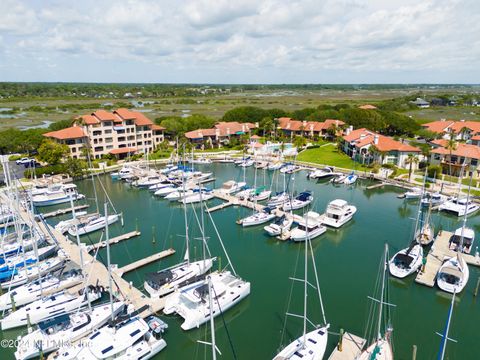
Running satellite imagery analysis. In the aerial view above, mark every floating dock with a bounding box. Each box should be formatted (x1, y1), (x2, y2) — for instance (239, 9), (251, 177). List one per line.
(415, 230), (480, 287)
(115, 248), (176, 276)
(40, 204), (90, 219)
(87, 230), (141, 251)
(328, 332), (366, 360)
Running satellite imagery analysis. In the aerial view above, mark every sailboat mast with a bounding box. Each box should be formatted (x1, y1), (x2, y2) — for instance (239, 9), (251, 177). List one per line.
(208, 276), (217, 360)
(303, 214), (309, 349)
(458, 173), (473, 260)
(104, 202), (114, 322)
(183, 173), (190, 264)
(70, 197), (84, 270)
(377, 244), (388, 341)
(437, 292), (456, 360)
(199, 180), (206, 270)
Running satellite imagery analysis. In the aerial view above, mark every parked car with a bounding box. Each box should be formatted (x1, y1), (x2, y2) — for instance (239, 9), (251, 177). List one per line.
(15, 157), (34, 165)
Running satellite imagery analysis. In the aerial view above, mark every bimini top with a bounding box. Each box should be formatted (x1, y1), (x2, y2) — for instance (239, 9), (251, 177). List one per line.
(145, 270), (174, 286)
(296, 191), (312, 201)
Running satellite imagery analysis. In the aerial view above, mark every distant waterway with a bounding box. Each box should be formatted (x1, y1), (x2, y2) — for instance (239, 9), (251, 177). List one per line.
(1, 163), (478, 359)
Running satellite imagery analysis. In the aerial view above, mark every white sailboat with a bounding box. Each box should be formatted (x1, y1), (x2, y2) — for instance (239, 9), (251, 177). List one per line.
(273, 212), (329, 360)
(356, 244), (394, 360)
(239, 207), (276, 227)
(283, 191), (313, 211)
(67, 214), (119, 237)
(264, 215), (293, 237)
(437, 179), (473, 294)
(144, 178), (215, 298)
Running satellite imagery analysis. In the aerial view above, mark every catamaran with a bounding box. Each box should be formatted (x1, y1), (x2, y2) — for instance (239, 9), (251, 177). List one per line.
(439, 196), (479, 217)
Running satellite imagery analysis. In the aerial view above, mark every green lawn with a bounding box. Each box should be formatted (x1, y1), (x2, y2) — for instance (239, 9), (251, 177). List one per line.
(297, 144), (370, 171)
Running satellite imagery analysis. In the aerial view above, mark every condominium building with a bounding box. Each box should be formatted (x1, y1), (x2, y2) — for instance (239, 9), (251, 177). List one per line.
(43, 108), (165, 159)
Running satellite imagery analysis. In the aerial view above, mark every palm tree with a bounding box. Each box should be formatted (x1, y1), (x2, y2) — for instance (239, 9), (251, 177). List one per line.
(446, 134), (457, 177)
(405, 153), (419, 182)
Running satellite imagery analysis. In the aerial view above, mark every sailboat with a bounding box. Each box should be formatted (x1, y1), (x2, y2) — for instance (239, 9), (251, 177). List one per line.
(356, 244), (394, 360)
(437, 176), (473, 294)
(144, 177), (215, 298)
(163, 192), (250, 330)
(264, 214), (293, 237)
(273, 213), (329, 359)
(416, 203), (434, 246)
(389, 185), (424, 278)
(15, 203), (126, 360)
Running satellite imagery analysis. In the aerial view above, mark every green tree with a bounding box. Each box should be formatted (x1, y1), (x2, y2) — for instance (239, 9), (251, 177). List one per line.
(293, 136), (307, 150)
(38, 140), (69, 165)
(446, 134), (457, 177)
(48, 119), (73, 131)
(405, 153), (419, 181)
(64, 158), (88, 179)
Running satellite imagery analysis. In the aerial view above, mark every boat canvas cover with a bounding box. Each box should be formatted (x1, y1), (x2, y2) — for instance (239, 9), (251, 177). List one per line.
(441, 266), (463, 279)
(296, 192), (312, 201)
(145, 270), (174, 287)
(450, 234), (473, 248)
(393, 253), (414, 268)
(38, 313), (70, 331)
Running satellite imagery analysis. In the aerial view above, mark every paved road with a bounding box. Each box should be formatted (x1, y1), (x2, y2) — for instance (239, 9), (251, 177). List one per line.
(0, 160), (28, 183)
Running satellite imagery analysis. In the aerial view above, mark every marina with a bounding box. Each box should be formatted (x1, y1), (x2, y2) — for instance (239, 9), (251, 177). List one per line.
(0, 161), (479, 359)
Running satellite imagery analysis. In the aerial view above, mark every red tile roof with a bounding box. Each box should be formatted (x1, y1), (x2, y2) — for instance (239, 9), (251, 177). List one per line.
(184, 121), (256, 139)
(431, 143), (480, 160)
(184, 129), (217, 139)
(471, 135), (480, 141)
(343, 128), (420, 152)
(131, 112), (153, 126)
(450, 121), (480, 134)
(431, 139), (448, 147)
(81, 115), (100, 125)
(277, 118), (344, 132)
(114, 108), (137, 120)
(43, 126), (87, 140)
(93, 110), (116, 121)
(151, 124), (165, 131)
(109, 147), (137, 155)
(421, 120), (455, 133)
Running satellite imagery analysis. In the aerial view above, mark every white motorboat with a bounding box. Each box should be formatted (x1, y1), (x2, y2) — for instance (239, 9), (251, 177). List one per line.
(343, 172), (358, 185)
(308, 166), (335, 179)
(449, 227), (475, 254)
(148, 182), (174, 192)
(264, 215), (293, 236)
(437, 255), (470, 294)
(181, 190), (214, 204)
(1, 285), (102, 330)
(0, 269), (83, 312)
(144, 258), (215, 298)
(239, 208), (276, 227)
(421, 192), (447, 207)
(238, 159), (254, 167)
(67, 214), (119, 237)
(32, 184), (85, 207)
(404, 187), (422, 199)
(51, 315), (167, 360)
(190, 157), (212, 164)
(388, 242), (423, 278)
(154, 185), (178, 197)
(217, 180), (247, 195)
(280, 163), (297, 174)
(290, 211), (326, 242)
(163, 270), (250, 330)
(331, 174), (346, 184)
(267, 192), (289, 207)
(164, 189), (195, 201)
(321, 199), (357, 228)
(15, 301), (125, 360)
(439, 197), (479, 217)
(267, 162), (283, 170)
(118, 166), (133, 179)
(282, 191), (313, 211)
(235, 187), (254, 200)
(1, 257), (66, 289)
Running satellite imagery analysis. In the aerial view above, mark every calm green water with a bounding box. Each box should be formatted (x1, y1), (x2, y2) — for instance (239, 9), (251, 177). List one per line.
(1, 163), (479, 359)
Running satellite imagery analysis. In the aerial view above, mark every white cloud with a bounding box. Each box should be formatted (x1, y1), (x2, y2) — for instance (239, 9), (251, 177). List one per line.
(0, 0), (478, 82)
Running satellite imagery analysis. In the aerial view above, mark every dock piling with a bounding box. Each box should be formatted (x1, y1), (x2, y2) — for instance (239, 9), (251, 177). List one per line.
(338, 328), (344, 351)
(474, 276), (480, 297)
(412, 345), (417, 360)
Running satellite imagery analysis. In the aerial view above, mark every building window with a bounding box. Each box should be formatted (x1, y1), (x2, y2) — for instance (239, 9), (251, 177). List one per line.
(118, 137), (126, 142)
(93, 130), (102, 136)
(94, 146), (104, 152)
(105, 137), (113, 143)
(103, 121), (112, 127)
(126, 120), (133, 125)
(106, 145), (113, 150)
(104, 129), (112, 134)
(127, 135), (135, 141)
(471, 159), (478, 166)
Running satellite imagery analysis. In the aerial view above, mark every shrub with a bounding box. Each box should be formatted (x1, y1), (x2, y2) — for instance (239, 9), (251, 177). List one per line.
(24, 164), (65, 179)
(427, 165), (442, 179)
(8, 154), (23, 161)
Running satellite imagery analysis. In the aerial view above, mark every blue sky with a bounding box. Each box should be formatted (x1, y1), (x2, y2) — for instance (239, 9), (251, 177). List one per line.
(0, 0), (478, 84)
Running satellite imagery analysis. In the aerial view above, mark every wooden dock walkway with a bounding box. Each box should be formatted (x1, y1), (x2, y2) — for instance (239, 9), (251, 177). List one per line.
(415, 230), (480, 287)
(2, 195), (169, 319)
(206, 201), (236, 213)
(40, 204), (89, 219)
(87, 231), (141, 251)
(115, 248), (176, 276)
(366, 182), (386, 190)
(328, 332), (366, 360)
